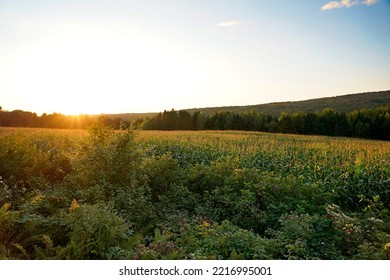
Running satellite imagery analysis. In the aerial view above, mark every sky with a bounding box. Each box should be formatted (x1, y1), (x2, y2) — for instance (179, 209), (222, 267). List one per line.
(0, 0), (389, 115)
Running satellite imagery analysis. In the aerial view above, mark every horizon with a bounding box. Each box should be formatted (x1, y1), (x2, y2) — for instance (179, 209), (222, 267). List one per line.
(1, 0), (390, 115)
(1, 89), (388, 117)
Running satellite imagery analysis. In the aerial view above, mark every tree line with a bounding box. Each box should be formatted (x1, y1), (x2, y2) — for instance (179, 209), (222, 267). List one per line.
(1, 106), (389, 140)
(0, 110), (135, 130)
(142, 106), (390, 140)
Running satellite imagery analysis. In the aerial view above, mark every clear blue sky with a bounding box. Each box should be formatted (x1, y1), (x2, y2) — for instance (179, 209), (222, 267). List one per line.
(1, 0), (389, 115)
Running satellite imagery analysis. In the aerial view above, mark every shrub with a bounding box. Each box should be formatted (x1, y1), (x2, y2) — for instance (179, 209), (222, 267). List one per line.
(60, 202), (131, 259)
(269, 211), (341, 259)
(178, 220), (272, 260)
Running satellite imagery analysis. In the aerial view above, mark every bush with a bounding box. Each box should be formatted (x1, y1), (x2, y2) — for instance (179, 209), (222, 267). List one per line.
(60, 202), (131, 260)
(178, 220), (272, 260)
(269, 211), (341, 259)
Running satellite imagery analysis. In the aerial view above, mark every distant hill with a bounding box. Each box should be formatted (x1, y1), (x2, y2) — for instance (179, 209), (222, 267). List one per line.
(184, 90), (390, 116)
(102, 90), (390, 120)
(99, 112), (157, 121)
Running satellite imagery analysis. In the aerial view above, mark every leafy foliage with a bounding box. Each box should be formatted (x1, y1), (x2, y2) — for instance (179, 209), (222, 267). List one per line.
(0, 126), (389, 259)
(59, 202), (131, 260)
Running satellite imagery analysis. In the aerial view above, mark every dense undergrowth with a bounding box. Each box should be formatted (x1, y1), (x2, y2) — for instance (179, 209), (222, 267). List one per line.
(0, 126), (389, 259)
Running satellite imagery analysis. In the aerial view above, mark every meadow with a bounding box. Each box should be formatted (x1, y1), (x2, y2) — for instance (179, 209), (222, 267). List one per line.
(0, 126), (389, 259)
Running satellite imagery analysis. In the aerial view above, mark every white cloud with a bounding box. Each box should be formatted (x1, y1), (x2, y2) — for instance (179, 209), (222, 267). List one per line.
(217, 21), (240, 27)
(321, 0), (359, 10)
(321, 1), (343, 10)
(363, 0), (379, 6)
(341, 0), (360, 7)
(321, 0), (379, 10)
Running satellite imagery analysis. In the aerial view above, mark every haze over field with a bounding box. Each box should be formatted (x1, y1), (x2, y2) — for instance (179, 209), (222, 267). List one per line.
(1, 0), (389, 115)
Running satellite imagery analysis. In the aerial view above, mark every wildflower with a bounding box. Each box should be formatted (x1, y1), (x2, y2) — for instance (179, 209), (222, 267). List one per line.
(31, 194), (45, 204)
(70, 198), (80, 211)
(1, 203), (11, 211)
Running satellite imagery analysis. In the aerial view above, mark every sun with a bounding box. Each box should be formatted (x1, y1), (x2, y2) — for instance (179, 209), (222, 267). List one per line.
(4, 21), (207, 115)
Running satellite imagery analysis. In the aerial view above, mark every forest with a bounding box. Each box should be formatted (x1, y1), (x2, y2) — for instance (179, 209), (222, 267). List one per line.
(142, 106), (390, 140)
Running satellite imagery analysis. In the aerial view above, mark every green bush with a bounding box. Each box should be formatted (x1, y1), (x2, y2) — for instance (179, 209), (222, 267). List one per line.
(142, 154), (181, 202)
(0, 203), (20, 259)
(269, 211), (341, 259)
(60, 202), (131, 260)
(178, 220), (272, 260)
(327, 199), (390, 259)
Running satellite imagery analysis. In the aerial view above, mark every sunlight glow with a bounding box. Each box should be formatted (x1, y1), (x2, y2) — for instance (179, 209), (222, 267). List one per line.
(4, 20), (207, 115)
